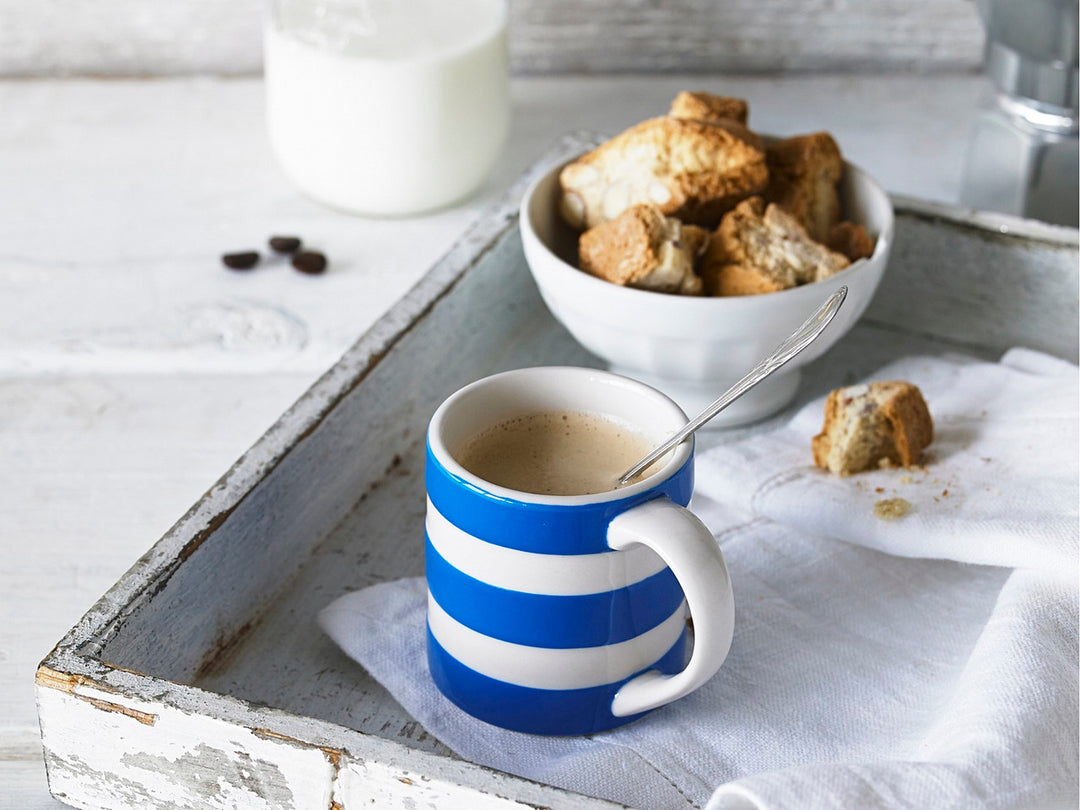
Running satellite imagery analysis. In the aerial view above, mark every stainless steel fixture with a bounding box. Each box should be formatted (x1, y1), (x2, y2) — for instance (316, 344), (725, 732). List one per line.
(961, 0), (1079, 227)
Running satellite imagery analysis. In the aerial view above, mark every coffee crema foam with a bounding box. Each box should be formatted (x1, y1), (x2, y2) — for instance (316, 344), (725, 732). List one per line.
(455, 410), (662, 496)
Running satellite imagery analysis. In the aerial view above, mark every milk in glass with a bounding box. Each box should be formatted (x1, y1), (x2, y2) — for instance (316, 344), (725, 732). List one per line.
(265, 0), (510, 215)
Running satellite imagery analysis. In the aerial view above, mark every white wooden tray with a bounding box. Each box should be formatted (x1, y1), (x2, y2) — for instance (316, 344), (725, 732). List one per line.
(36, 133), (1079, 810)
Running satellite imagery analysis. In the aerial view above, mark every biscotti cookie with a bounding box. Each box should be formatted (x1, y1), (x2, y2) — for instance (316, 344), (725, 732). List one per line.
(559, 116), (767, 230)
(826, 221), (876, 262)
(812, 381), (933, 476)
(668, 91), (749, 126)
(578, 204), (708, 295)
(699, 197), (850, 296)
(765, 132), (843, 243)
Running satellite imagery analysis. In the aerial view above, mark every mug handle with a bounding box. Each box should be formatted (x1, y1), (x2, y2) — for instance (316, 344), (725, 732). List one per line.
(606, 497), (734, 717)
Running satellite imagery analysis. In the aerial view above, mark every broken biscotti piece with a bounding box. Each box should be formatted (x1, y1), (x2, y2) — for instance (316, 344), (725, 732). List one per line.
(559, 116), (767, 230)
(698, 197), (850, 296)
(578, 204), (709, 295)
(668, 91), (749, 127)
(826, 221), (876, 262)
(812, 381), (934, 476)
(765, 132), (844, 243)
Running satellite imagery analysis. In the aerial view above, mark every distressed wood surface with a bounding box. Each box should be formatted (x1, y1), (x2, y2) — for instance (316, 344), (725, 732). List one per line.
(34, 132), (1078, 810)
(0, 0), (984, 77)
(36, 667), (624, 810)
(36, 145), (632, 809)
(2, 373), (316, 810)
(0, 74), (986, 376)
(870, 196), (1079, 362)
(513, 0), (984, 74)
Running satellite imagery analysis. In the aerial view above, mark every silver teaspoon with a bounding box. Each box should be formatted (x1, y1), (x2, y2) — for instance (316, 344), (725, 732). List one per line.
(616, 285), (848, 487)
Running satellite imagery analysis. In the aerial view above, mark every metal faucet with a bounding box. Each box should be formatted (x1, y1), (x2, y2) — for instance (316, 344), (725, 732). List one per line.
(960, 0), (1079, 227)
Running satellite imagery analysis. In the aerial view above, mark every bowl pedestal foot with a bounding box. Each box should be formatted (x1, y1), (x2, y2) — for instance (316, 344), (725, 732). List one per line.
(608, 366), (802, 429)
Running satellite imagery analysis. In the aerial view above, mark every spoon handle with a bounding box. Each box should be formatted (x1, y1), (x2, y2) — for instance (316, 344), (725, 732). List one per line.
(617, 285), (848, 486)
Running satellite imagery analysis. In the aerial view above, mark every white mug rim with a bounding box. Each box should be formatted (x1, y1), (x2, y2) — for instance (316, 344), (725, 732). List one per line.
(428, 366), (692, 507)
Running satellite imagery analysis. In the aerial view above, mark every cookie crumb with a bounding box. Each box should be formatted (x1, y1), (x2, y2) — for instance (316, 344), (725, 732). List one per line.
(898, 474), (914, 485)
(874, 497), (912, 521)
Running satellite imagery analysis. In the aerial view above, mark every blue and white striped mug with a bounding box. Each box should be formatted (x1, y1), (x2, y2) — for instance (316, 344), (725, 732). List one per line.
(425, 367), (735, 735)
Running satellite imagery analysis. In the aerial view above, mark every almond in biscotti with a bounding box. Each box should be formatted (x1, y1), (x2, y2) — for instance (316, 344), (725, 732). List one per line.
(812, 381), (934, 476)
(668, 91), (749, 126)
(578, 204), (709, 295)
(558, 116), (767, 231)
(699, 197), (850, 296)
(765, 132), (844, 244)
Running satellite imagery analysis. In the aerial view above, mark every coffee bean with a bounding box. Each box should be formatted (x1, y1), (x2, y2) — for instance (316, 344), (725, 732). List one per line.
(268, 235), (302, 254)
(222, 251), (259, 270)
(292, 250), (328, 275)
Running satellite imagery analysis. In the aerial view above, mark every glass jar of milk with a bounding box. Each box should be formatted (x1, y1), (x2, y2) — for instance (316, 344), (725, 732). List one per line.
(265, 0), (510, 216)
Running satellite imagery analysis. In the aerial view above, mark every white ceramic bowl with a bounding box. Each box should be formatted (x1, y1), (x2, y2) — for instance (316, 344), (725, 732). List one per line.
(520, 156), (895, 426)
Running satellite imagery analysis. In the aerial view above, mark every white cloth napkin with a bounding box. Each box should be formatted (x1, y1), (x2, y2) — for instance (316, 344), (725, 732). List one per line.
(319, 348), (1079, 810)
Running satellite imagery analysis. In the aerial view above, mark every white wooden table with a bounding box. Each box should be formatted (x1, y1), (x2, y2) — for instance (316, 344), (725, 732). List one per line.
(0, 72), (985, 809)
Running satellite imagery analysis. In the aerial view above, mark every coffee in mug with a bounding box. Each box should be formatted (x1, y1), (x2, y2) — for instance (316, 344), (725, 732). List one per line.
(425, 367), (735, 735)
(454, 410), (658, 496)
